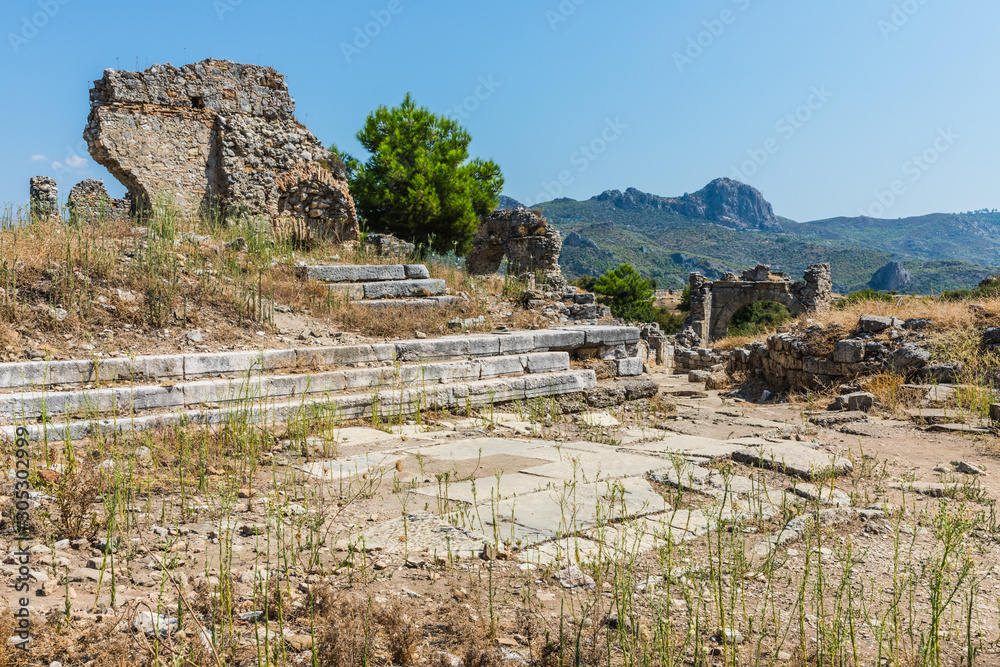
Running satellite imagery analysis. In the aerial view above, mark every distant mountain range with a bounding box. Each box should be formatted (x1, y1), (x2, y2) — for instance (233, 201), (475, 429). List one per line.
(509, 178), (1000, 294)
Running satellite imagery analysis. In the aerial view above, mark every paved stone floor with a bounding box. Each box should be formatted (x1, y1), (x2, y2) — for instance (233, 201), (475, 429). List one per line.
(287, 374), (858, 567)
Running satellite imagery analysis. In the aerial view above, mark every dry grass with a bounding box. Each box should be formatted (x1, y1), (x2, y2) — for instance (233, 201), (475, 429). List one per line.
(0, 206), (513, 354)
(814, 295), (1000, 332)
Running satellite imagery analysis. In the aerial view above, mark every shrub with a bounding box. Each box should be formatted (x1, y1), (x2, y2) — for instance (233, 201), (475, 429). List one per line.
(727, 301), (794, 337)
(592, 264), (683, 333)
(344, 93), (504, 255)
(834, 288), (896, 309)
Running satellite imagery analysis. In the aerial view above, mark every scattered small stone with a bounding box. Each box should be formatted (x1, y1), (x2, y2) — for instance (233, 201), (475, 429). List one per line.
(556, 566), (595, 591)
(285, 633), (313, 652)
(133, 611), (178, 637)
(716, 628), (745, 644)
(956, 461), (985, 475)
(238, 610), (265, 623)
(225, 237), (249, 253)
(240, 524), (265, 537)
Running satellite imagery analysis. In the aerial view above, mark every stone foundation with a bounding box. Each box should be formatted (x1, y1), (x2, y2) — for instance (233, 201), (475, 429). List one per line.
(675, 347), (727, 374)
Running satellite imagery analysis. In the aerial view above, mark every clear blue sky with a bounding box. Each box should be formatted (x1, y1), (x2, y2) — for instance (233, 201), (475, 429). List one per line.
(1, 0), (995, 221)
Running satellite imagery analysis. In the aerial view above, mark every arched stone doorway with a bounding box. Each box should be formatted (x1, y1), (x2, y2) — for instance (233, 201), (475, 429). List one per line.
(688, 264), (832, 343)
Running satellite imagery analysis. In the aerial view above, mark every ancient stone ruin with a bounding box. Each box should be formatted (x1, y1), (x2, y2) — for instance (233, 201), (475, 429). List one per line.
(687, 263), (833, 342)
(67, 179), (130, 223)
(84, 59), (358, 240)
(29, 176), (58, 219)
(466, 207), (565, 287)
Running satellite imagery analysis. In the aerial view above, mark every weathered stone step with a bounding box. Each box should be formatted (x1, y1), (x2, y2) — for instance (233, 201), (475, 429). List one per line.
(1, 369), (596, 442)
(0, 352), (571, 425)
(297, 264), (430, 282)
(351, 296), (465, 308)
(0, 327), (640, 392)
(328, 278), (446, 299)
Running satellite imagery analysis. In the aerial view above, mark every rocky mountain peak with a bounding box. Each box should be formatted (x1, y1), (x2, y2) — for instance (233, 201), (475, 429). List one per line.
(869, 261), (912, 292)
(592, 178), (779, 231)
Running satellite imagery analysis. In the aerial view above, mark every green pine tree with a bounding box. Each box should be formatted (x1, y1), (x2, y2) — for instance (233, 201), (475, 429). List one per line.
(342, 93), (504, 255)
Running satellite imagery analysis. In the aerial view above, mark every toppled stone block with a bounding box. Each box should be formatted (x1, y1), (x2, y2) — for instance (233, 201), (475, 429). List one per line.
(615, 357), (643, 377)
(833, 339), (865, 364)
(858, 315), (900, 334)
(903, 318), (934, 331)
(828, 392), (876, 413)
(367, 233), (415, 256)
(892, 344), (929, 373)
(466, 206), (565, 287)
(84, 59), (357, 240)
(922, 363), (964, 384)
(983, 327), (1000, 347)
(704, 372), (729, 390)
(990, 404), (1000, 423)
(688, 370), (711, 383)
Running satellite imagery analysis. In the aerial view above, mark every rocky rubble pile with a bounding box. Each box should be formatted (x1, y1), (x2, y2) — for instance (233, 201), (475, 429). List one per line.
(519, 285), (611, 324)
(727, 314), (951, 390)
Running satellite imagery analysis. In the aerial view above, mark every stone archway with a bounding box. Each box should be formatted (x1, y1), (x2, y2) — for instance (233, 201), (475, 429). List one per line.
(709, 291), (805, 341)
(688, 264), (832, 343)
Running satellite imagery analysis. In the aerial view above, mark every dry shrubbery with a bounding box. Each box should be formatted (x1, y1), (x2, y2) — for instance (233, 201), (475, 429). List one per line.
(815, 294), (1000, 333)
(0, 208), (509, 350)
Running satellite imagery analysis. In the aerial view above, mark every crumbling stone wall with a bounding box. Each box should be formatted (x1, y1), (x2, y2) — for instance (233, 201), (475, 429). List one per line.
(727, 316), (937, 390)
(675, 347), (727, 374)
(84, 59), (358, 241)
(67, 179), (130, 222)
(466, 207), (565, 287)
(688, 263), (833, 342)
(29, 176), (58, 219)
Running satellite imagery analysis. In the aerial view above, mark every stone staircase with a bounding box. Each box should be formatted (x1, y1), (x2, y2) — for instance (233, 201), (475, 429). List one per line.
(296, 263), (463, 307)
(0, 326), (644, 442)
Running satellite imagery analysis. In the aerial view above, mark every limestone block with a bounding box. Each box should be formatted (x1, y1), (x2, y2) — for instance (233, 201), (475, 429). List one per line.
(498, 332), (536, 355)
(326, 283), (365, 299)
(362, 279), (446, 299)
(301, 265), (406, 283)
(404, 265), (430, 279)
(616, 358), (644, 377)
(479, 356), (526, 378)
(833, 340), (865, 364)
(532, 329), (587, 351)
(828, 392), (876, 413)
(524, 352), (571, 374)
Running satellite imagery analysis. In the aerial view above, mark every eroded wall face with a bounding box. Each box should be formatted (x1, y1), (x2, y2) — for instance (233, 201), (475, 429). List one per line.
(86, 106), (217, 214)
(467, 207), (565, 287)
